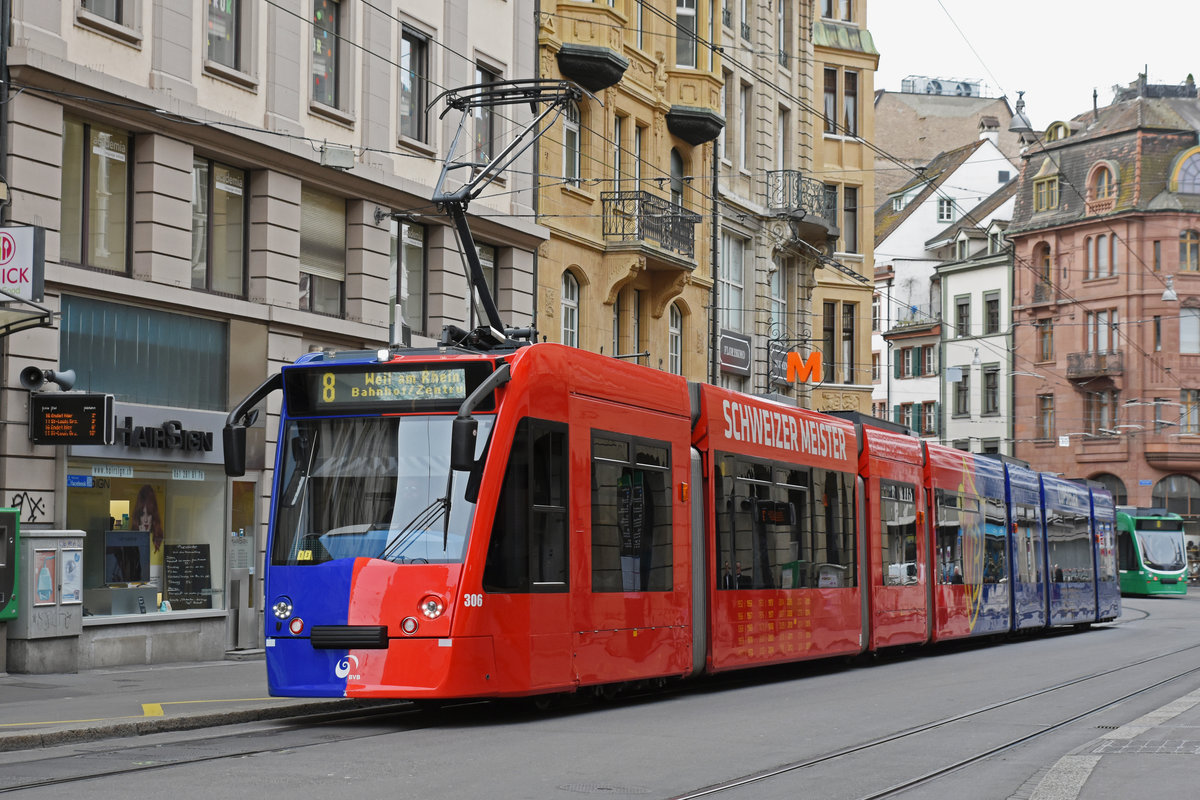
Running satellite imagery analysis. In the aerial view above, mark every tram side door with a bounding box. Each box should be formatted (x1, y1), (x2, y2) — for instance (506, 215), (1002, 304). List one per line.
(569, 396), (692, 686)
(868, 474), (929, 650)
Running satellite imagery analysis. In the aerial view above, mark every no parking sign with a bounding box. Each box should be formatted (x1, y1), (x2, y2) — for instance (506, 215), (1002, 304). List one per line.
(0, 226), (45, 303)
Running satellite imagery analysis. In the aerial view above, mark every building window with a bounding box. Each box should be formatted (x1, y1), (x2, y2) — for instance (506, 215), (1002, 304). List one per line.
(871, 293), (881, 332)
(823, 303), (836, 382)
(474, 64), (500, 163)
(475, 243), (497, 319)
(1086, 234), (1116, 278)
(60, 295), (229, 410)
(1033, 177), (1059, 212)
(769, 261), (787, 329)
(937, 198), (955, 223)
(1092, 165), (1114, 200)
(1174, 149), (1200, 193)
(563, 101), (581, 187)
(998, 170), (1010, 183)
(1084, 390), (1118, 435)
(988, 230), (1004, 254)
(841, 303), (856, 384)
(1154, 315), (1162, 352)
(739, 82), (752, 170)
(983, 366), (1000, 415)
(984, 292), (1000, 335)
(720, 233), (746, 331)
(823, 68), (837, 135)
(1182, 307), (1200, 355)
(1036, 242), (1052, 282)
(717, 80), (728, 160)
(676, 0), (697, 68)
(400, 28), (430, 143)
(191, 158), (246, 296)
(1036, 394), (1054, 439)
(872, 352), (880, 382)
(922, 401), (937, 435)
(670, 148), (685, 206)
(1182, 390), (1200, 434)
(955, 296), (970, 338)
(389, 220), (425, 344)
(1182, 229), (1200, 271)
(669, 303), (683, 375)
(822, 0), (852, 21)
(1154, 240), (1162, 270)
(824, 183), (839, 227)
(61, 118), (131, 273)
(954, 370), (970, 416)
(312, 0), (341, 108)
(1086, 308), (1117, 353)
(1036, 318), (1054, 361)
(922, 344), (936, 376)
(82, 0), (123, 23)
(561, 271), (580, 347)
(842, 186), (859, 253)
(299, 186), (346, 317)
(632, 289), (643, 355)
(613, 115), (624, 190)
(207, 0), (240, 70)
(843, 70), (858, 136)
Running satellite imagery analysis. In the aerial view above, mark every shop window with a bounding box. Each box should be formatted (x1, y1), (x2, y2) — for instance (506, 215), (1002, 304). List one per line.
(59, 295), (229, 411)
(67, 464), (228, 617)
(591, 432), (673, 592)
(61, 118), (131, 273)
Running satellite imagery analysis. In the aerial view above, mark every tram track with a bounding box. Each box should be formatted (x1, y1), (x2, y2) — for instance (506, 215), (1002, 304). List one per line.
(668, 638), (1200, 800)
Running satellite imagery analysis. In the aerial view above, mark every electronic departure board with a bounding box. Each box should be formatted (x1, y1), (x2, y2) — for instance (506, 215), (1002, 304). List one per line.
(284, 361), (496, 416)
(29, 393), (113, 445)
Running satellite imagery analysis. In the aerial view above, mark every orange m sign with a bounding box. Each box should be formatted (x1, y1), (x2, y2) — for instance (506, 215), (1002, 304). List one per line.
(786, 351), (823, 383)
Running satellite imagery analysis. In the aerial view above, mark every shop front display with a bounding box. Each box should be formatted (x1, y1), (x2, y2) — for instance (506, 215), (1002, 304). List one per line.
(65, 403), (230, 619)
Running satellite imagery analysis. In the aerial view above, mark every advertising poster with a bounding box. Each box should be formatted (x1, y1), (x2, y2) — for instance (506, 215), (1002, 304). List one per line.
(61, 547), (83, 603)
(129, 483), (166, 588)
(33, 549), (56, 606)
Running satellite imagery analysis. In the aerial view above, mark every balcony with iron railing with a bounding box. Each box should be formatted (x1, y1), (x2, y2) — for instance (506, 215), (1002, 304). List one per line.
(764, 169), (838, 244)
(601, 191), (702, 261)
(1067, 349), (1124, 379)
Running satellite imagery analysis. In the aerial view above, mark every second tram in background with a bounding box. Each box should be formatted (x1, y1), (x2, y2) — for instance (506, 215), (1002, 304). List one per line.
(1116, 507), (1188, 595)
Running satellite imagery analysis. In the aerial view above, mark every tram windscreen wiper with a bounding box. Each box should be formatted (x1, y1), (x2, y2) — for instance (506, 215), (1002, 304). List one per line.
(380, 495), (449, 562)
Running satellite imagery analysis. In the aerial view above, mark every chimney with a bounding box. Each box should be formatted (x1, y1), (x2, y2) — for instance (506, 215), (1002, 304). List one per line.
(978, 115), (1000, 146)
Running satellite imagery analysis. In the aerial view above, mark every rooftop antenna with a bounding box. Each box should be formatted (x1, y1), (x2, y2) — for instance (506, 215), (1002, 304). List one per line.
(429, 79), (595, 350)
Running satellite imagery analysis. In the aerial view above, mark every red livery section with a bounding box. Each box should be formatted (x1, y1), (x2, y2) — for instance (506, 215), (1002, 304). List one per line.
(227, 343), (1118, 701)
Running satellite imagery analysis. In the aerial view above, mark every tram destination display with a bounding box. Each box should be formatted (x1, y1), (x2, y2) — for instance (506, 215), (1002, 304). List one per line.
(285, 362), (496, 415)
(29, 393), (113, 445)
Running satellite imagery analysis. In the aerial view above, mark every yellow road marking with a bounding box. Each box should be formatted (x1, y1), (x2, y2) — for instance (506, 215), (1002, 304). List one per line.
(0, 698), (276, 728)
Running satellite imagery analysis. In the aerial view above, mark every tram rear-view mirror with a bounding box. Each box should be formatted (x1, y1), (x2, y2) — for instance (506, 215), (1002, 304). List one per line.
(451, 417), (478, 472)
(223, 424), (246, 477)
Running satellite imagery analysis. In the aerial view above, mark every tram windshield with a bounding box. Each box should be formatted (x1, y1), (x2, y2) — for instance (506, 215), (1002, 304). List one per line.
(1135, 528), (1185, 571)
(270, 415), (492, 566)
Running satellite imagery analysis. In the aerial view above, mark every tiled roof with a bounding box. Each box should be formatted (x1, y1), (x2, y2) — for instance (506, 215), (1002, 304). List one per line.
(874, 139), (987, 245)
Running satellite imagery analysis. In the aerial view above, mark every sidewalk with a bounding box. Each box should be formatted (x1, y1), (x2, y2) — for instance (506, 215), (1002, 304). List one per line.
(0, 653), (386, 752)
(1027, 685), (1200, 800)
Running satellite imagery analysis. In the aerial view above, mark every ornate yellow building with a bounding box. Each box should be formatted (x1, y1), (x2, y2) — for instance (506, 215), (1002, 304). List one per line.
(536, 1), (877, 406)
(536, 1), (722, 379)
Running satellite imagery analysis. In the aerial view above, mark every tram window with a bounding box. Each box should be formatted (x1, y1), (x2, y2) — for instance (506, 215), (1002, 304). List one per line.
(934, 490), (1007, 585)
(1117, 530), (1136, 571)
(1046, 511), (1095, 582)
(1013, 503), (1043, 583)
(591, 431), (673, 592)
(483, 418), (569, 593)
(880, 481), (917, 585)
(715, 452), (856, 589)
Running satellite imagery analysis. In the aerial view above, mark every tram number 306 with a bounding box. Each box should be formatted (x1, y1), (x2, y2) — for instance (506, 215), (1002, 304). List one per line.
(462, 593), (484, 608)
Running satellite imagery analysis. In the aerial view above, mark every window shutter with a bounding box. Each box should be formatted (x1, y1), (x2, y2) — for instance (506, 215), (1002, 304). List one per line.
(934, 401), (941, 435)
(893, 354), (902, 379)
(892, 404), (901, 423)
(300, 187), (347, 281)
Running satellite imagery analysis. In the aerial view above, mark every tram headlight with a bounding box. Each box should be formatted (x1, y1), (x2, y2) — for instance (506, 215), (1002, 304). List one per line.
(419, 595), (445, 619)
(272, 596), (294, 620)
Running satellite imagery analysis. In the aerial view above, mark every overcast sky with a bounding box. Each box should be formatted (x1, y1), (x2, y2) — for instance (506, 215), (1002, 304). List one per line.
(869, 1), (1198, 129)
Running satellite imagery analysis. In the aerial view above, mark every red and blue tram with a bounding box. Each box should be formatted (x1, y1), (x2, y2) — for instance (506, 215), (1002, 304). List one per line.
(223, 343), (1119, 700)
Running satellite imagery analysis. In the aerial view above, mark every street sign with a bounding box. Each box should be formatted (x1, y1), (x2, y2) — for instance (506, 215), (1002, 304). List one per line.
(29, 393), (114, 445)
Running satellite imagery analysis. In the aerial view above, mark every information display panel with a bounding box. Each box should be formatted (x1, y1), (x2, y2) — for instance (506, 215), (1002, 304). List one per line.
(29, 393), (114, 445)
(284, 361), (496, 416)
